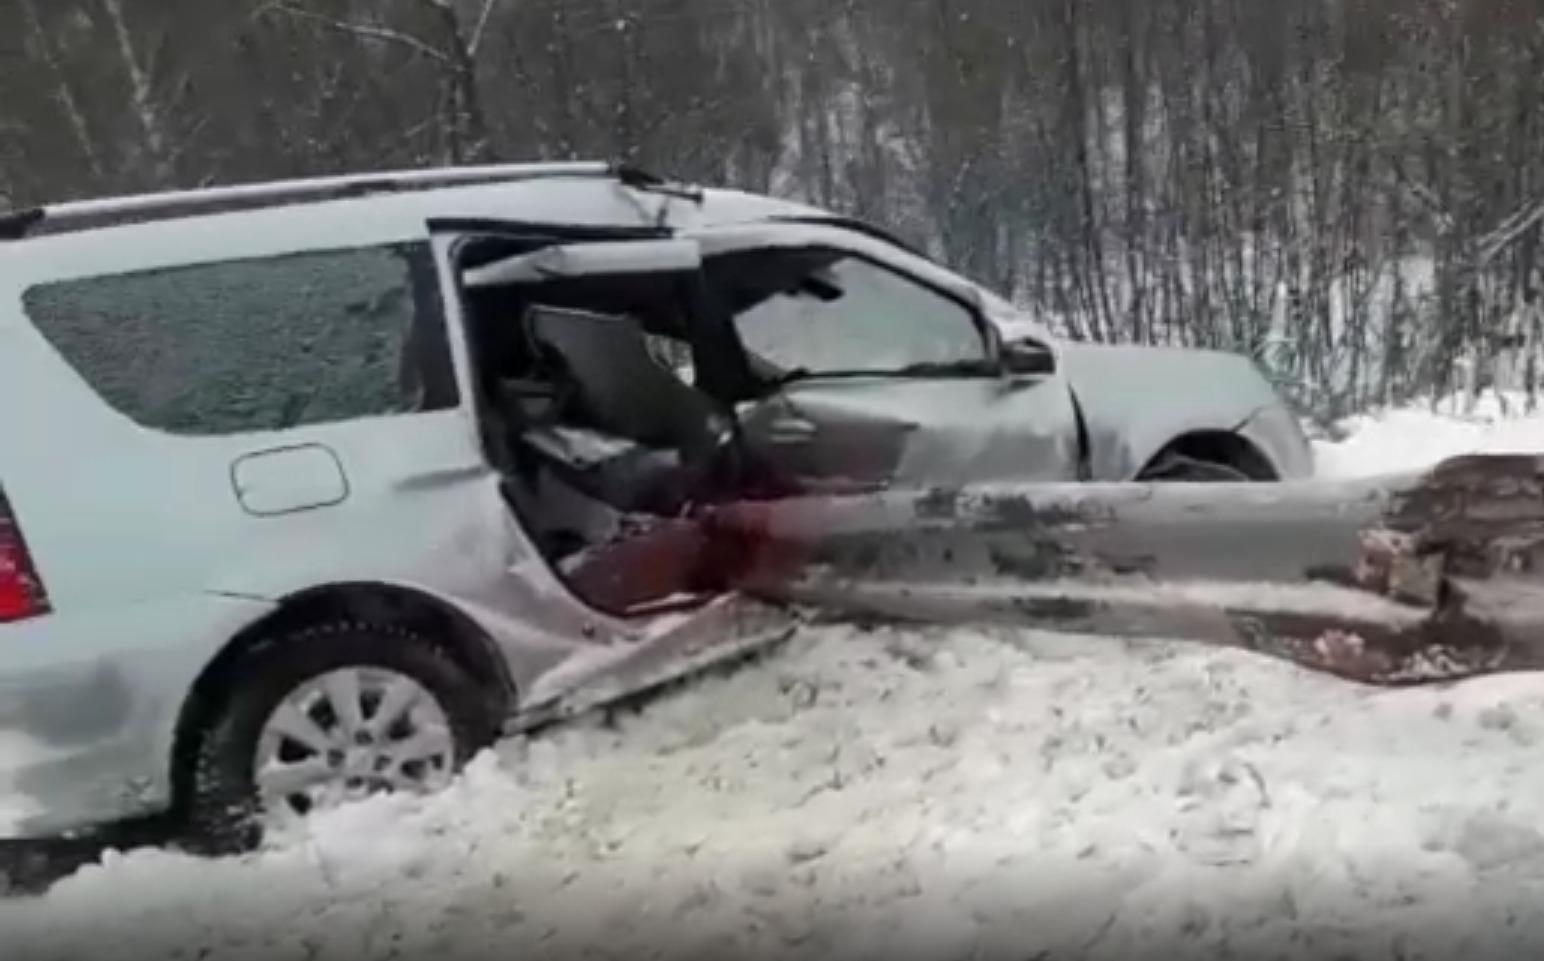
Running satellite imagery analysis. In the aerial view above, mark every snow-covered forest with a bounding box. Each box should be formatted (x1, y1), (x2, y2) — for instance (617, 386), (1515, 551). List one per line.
(5, 0), (1544, 417)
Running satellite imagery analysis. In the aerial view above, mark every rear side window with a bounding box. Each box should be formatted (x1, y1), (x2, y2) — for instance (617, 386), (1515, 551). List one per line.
(21, 242), (458, 436)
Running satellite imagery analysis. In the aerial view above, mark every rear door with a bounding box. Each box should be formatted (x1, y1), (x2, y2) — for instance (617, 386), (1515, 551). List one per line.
(694, 223), (1084, 489)
(3, 218), (477, 617)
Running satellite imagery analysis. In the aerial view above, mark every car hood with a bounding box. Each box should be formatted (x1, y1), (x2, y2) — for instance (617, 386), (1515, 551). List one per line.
(1055, 342), (1285, 480)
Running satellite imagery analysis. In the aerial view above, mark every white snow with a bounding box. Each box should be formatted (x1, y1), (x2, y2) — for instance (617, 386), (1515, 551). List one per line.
(1313, 390), (1544, 478)
(9, 392), (1544, 958)
(0, 734), (51, 838)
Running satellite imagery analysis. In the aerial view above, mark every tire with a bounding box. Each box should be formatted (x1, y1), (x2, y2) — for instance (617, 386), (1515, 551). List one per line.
(183, 621), (495, 855)
(1139, 451), (1256, 483)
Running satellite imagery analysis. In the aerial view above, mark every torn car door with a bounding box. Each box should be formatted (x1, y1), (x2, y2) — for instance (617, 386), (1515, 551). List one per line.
(455, 232), (759, 600)
(444, 228), (804, 718)
(695, 225), (1083, 488)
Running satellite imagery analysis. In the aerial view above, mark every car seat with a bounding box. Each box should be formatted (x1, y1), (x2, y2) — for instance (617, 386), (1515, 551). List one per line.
(518, 305), (735, 515)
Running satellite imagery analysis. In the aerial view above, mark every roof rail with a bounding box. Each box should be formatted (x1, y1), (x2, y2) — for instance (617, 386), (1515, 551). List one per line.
(1, 161), (696, 241)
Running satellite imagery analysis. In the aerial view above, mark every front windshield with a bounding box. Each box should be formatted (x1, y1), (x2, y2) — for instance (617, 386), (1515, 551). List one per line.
(728, 252), (987, 379)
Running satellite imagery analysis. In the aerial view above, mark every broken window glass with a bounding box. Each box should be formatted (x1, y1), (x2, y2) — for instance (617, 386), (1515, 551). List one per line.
(23, 242), (457, 436)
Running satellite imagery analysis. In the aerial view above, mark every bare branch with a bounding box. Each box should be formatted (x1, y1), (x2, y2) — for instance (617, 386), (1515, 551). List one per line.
(469, 0), (500, 56)
(1477, 200), (1544, 267)
(262, 3), (450, 64)
(1387, 156), (1453, 233)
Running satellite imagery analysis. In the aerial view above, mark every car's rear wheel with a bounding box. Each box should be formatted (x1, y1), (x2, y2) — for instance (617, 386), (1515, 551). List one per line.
(184, 621), (494, 854)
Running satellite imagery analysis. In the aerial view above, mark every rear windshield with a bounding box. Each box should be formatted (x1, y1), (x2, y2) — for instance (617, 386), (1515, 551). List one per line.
(21, 242), (458, 436)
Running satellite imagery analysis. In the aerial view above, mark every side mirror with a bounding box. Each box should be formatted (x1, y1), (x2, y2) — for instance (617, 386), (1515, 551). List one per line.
(1001, 339), (1057, 376)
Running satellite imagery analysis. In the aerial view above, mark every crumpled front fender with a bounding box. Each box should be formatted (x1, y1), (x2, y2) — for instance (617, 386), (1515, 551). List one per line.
(1058, 344), (1290, 480)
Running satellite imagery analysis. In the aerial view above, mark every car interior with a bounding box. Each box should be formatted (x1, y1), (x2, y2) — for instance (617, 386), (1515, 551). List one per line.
(451, 232), (789, 616)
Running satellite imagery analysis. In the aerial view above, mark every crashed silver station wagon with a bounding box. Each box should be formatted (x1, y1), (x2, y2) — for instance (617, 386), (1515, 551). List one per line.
(0, 161), (1317, 849)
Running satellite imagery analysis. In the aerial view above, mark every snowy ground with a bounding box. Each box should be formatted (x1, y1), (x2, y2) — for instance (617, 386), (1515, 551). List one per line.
(8, 393), (1544, 960)
(1312, 390), (1544, 478)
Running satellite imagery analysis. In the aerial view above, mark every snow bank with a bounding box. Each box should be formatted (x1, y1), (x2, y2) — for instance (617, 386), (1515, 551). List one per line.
(8, 394), (1544, 958)
(1314, 390), (1544, 478)
(0, 734), (51, 839)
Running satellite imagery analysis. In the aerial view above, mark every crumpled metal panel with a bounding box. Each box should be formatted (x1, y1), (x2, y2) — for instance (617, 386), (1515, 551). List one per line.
(1055, 342), (1291, 480)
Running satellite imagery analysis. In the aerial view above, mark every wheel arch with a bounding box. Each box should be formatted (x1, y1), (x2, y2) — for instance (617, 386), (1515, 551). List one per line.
(168, 581), (516, 813)
(1136, 430), (1279, 481)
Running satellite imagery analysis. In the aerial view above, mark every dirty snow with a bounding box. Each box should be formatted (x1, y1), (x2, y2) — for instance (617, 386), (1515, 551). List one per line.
(8, 393), (1544, 958)
(883, 578), (1433, 623)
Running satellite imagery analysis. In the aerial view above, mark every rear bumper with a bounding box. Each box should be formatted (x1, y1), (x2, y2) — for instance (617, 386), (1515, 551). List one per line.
(0, 594), (271, 839)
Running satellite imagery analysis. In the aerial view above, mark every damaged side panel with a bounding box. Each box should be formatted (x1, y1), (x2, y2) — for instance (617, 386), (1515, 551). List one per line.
(738, 378), (1083, 488)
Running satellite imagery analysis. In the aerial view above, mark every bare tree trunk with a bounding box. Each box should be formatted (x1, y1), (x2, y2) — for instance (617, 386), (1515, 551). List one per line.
(546, 0), (581, 158)
(17, 0), (104, 186)
(1060, 0), (1113, 343)
(408, 0), (495, 164)
(100, 0), (171, 185)
(1118, 0), (1149, 343)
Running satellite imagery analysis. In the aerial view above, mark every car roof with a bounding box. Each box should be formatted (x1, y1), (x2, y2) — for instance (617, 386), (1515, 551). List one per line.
(0, 165), (832, 287)
(0, 162), (1051, 342)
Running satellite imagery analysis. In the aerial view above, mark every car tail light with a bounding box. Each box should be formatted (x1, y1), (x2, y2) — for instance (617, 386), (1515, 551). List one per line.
(0, 487), (50, 623)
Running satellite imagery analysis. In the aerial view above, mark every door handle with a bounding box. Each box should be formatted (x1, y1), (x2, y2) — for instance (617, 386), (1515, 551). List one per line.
(767, 417), (818, 444)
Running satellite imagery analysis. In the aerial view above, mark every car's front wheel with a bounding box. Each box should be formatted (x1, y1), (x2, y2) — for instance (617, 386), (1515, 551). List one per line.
(184, 621), (494, 854)
(1138, 450), (1256, 483)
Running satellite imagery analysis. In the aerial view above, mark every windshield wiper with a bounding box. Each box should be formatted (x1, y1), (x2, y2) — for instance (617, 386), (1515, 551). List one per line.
(890, 359), (1000, 378)
(771, 366), (815, 387)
